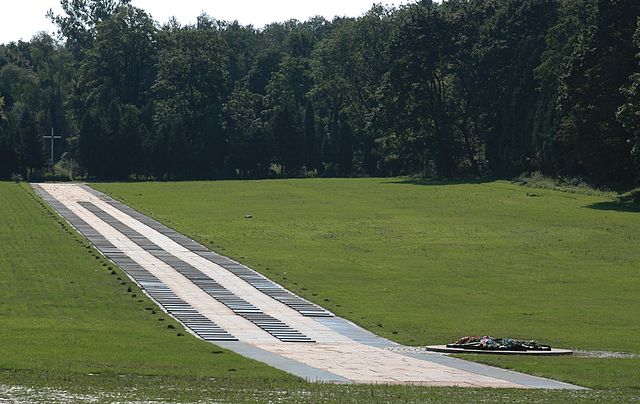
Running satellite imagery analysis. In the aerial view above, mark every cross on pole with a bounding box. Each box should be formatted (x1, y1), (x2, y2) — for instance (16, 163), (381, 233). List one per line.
(43, 128), (61, 166)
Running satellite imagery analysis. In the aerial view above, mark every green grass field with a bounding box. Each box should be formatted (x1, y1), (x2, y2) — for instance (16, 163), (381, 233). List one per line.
(0, 182), (304, 402)
(2, 179), (640, 402)
(94, 179), (640, 390)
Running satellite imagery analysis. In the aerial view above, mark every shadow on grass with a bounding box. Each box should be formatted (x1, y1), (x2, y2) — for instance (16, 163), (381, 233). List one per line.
(586, 201), (640, 213)
(383, 177), (498, 186)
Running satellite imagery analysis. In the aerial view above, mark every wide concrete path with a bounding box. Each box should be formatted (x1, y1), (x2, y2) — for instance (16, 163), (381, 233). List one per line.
(33, 183), (584, 389)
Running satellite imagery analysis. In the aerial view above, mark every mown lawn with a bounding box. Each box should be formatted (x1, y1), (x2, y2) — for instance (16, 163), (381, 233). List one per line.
(0, 182), (302, 398)
(95, 179), (640, 393)
(1, 179), (639, 402)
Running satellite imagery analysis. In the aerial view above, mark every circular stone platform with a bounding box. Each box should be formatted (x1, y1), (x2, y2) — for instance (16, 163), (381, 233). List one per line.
(426, 345), (573, 356)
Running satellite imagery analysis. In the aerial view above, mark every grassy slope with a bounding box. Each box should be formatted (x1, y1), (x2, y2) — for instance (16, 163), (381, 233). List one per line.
(1, 179), (638, 401)
(0, 183), (299, 388)
(94, 178), (640, 391)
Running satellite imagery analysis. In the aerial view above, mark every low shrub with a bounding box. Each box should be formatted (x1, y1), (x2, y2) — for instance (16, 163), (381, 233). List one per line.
(617, 188), (640, 204)
(11, 173), (24, 183)
(514, 171), (612, 196)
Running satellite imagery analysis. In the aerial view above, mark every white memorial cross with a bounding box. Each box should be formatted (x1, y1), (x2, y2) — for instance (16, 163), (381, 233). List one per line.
(43, 128), (61, 165)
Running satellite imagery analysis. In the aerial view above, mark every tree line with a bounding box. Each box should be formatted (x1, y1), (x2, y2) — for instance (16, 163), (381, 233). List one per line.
(0, 0), (639, 185)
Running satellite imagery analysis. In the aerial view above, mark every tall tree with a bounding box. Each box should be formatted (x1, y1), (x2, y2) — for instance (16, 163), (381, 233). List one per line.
(475, 0), (559, 176)
(380, 1), (459, 177)
(152, 16), (230, 179)
(70, 4), (156, 178)
(0, 0), (636, 185)
(223, 85), (270, 177)
(78, 109), (106, 177)
(0, 96), (19, 178)
(265, 55), (312, 176)
(78, 5), (157, 109)
(557, 0), (640, 183)
(17, 107), (45, 179)
(532, 0), (596, 174)
(220, 21), (258, 86)
(312, 6), (392, 176)
(48, 0), (131, 57)
(27, 33), (73, 164)
(617, 18), (640, 179)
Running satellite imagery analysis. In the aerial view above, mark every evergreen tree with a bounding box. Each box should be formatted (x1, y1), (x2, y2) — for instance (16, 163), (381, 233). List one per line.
(0, 96), (19, 178)
(617, 18), (640, 180)
(18, 108), (45, 179)
(0, 0), (637, 185)
(557, 0), (640, 183)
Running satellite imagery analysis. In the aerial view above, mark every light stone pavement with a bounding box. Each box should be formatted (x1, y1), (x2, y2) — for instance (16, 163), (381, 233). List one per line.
(34, 183), (585, 389)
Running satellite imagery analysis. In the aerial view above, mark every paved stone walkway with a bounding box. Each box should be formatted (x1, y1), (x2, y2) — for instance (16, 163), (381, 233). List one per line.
(33, 183), (585, 389)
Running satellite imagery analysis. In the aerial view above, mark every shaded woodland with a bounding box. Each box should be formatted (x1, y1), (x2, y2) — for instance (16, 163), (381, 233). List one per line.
(0, 0), (639, 185)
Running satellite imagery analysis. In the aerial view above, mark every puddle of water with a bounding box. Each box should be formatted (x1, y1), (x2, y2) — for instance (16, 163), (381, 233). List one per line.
(0, 385), (172, 404)
(0, 384), (304, 404)
(0, 384), (102, 403)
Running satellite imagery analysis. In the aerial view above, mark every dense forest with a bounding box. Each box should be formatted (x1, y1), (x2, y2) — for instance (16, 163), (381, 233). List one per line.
(0, 0), (639, 185)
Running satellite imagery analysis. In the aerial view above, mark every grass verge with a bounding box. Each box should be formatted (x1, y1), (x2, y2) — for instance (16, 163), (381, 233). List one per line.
(0, 182), (299, 396)
(2, 179), (639, 401)
(93, 178), (640, 393)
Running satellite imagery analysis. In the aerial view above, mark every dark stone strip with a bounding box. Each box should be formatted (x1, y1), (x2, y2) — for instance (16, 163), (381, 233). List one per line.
(31, 185), (236, 342)
(79, 201), (313, 343)
(78, 185), (332, 318)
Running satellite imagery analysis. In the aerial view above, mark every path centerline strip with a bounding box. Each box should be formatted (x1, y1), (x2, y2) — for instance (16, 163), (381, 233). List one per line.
(32, 185), (238, 342)
(79, 201), (314, 343)
(77, 185), (333, 318)
(77, 188), (350, 344)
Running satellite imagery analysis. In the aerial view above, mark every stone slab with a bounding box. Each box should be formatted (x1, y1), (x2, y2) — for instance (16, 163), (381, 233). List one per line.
(426, 345), (574, 356)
